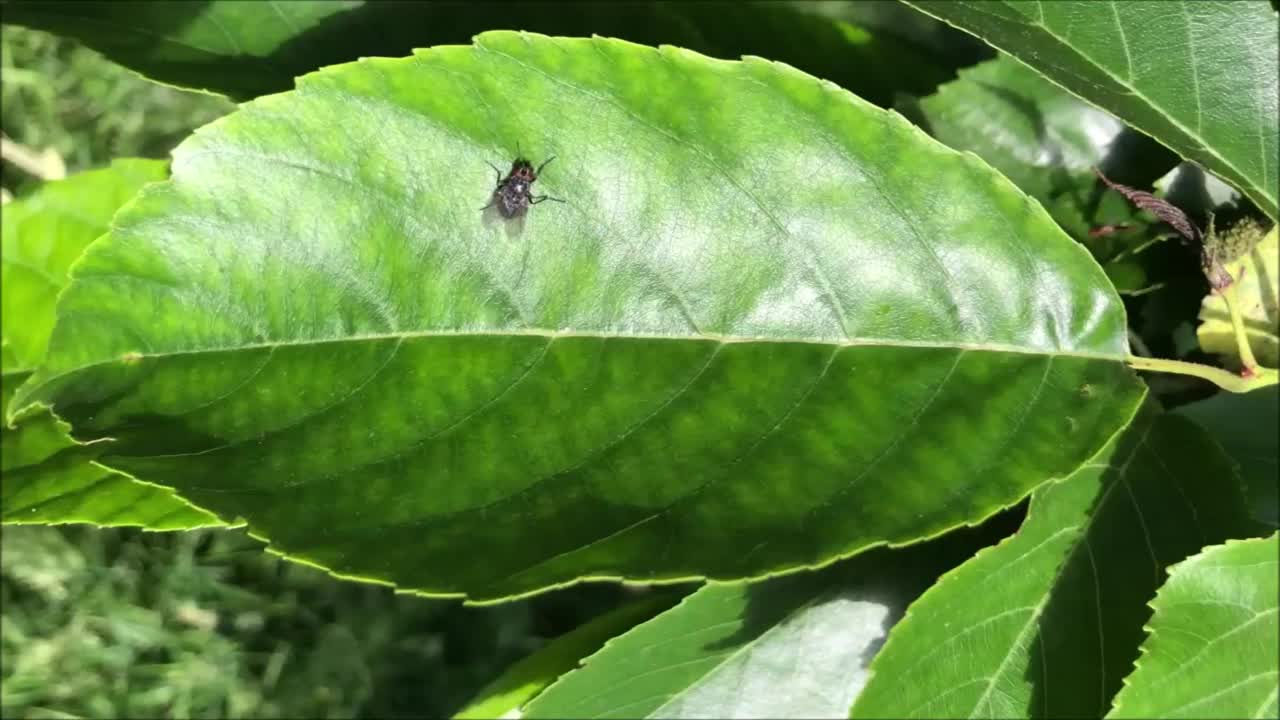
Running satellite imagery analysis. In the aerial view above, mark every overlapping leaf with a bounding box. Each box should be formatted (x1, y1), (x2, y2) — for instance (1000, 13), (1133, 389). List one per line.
(3, 0), (958, 107)
(907, 0), (1280, 220)
(524, 530), (1003, 719)
(1, 160), (222, 530)
(850, 406), (1252, 718)
(2, 370), (220, 529)
(1108, 534), (1279, 719)
(903, 53), (1177, 294)
(1, 158), (167, 370)
(1, 0), (358, 100)
(14, 32), (1143, 601)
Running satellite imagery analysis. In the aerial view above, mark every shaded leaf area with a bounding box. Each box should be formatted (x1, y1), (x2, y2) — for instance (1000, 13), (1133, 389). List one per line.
(1198, 224), (1279, 368)
(2, 370), (221, 530)
(907, 0), (1279, 220)
(1177, 386), (1280, 529)
(524, 516), (1019, 720)
(900, 53), (1180, 295)
(15, 32), (1143, 601)
(1108, 534), (1279, 719)
(850, 405), (1253, 719)
(1, 0), (357, 101)
(5, 0), (961, 107)
(0, 158), (168, 371)
(789, 0), (994, 72)
(1157, 162), (1245, 222)
(454, 592), (683, 719)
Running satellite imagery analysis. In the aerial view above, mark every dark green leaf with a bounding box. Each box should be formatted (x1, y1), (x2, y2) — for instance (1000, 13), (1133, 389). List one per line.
(14, 32), (1144, 601)
(454, 592), (682, 719)
(5, 0), (955, 106)
(1, 0), (358, 100)
(850, 405), (1253, 718)
(906, 0), (1280, 220)
(1177, 386), (1280, 528)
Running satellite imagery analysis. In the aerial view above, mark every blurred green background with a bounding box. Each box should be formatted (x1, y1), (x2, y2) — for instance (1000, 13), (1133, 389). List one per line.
(1, 24), (625, 719)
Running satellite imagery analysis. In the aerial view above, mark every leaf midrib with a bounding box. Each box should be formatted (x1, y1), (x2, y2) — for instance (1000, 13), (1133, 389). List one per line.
(31, 326), (1131, 360)
(12, 326), (1128, 425)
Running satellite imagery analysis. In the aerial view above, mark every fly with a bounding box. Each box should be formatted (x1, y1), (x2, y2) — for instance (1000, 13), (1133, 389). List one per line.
(481, 154), (564, 219)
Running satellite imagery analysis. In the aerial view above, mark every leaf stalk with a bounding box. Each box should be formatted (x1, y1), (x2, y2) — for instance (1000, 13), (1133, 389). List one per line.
(1125, 354), (1277, 393)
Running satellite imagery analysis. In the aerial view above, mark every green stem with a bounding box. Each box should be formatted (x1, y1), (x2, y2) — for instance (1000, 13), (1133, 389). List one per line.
(1220, 282), (1261, 372)
(1126, 354), (1278, 393)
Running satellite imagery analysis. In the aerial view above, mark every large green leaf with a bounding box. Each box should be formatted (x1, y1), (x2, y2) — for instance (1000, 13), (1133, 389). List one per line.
(524, 525), (1008, 719)
(1, 158), (168, 371)
(2, 370), (221, 530)
(906, 0), (1280, 220)
(1177, 387), (1280, 529)
(850, 406), (1253, 719)
(13, 32), (1144, 601)
(1109, 533), (1279, 719)
(3, 0), (956, 107)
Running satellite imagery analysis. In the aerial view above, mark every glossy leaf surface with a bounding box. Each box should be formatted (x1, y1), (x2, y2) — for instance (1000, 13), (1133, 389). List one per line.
(851, 407), (1252, 719)
(15, 32), (1143, 601)
(1108, 534), (1279, 719)
(907, 0), (1280, 220)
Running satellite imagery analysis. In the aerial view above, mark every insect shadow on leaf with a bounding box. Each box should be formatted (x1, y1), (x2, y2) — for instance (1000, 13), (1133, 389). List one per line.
(481, 149), (565, 290)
